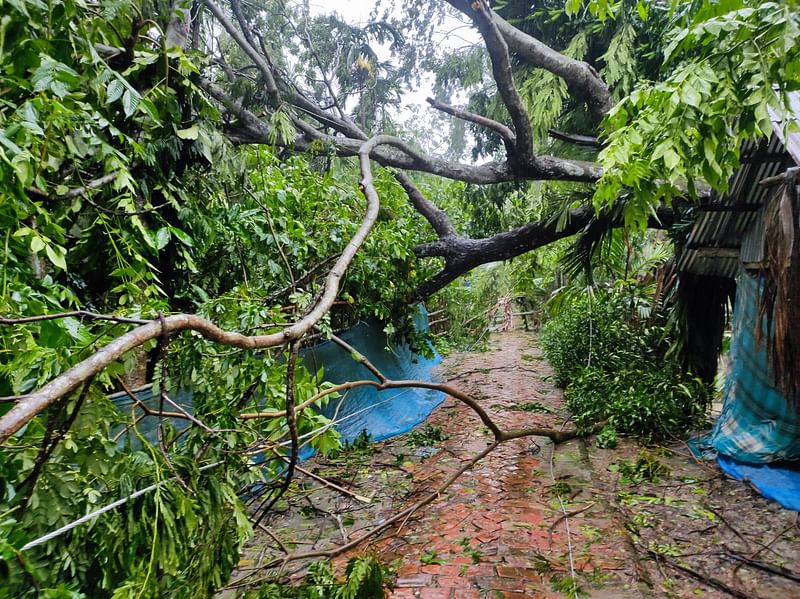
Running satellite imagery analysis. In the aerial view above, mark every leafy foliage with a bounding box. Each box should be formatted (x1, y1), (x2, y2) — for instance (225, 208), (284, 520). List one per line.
(595, 1), (800, 228)
(0, 0), (433, 595)
(541, 287), (711, 440)
(246, 554), (393, 599)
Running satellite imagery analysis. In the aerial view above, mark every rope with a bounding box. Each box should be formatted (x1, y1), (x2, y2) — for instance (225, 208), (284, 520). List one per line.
(21, 461), (223, 551)
(549, 440), (577, 596)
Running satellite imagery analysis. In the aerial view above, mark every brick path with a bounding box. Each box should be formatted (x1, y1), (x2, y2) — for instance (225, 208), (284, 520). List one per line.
(350, 332), (640, 598)
(228, 330), (800, 598)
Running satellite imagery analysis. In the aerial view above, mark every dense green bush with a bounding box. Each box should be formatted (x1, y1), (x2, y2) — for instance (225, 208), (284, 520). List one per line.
(540, 291), (641, 386)
(541, 289), (710, 440)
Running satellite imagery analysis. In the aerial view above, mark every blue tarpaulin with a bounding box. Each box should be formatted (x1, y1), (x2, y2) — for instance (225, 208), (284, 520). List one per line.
(302, 310), (444, 444)
(113, 309), (444, 450)
(717, 455), (800, 511)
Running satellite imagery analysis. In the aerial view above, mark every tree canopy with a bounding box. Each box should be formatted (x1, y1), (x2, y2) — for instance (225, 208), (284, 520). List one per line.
(1, 0), (798, 595)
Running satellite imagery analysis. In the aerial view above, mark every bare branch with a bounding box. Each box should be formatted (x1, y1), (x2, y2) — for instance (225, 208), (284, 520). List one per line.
(27, 171), (120, 201)
(0, 310), (151, 326)
(392, 170), (456, 238)
(426, 96), (516, 148)
(548, 128), (603, 148)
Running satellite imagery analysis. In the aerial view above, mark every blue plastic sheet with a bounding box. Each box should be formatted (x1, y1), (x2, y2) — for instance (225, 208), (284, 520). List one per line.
(301, 312), (444, 444)
(717, 455), (800, 511)
(113, 309), (444, 450)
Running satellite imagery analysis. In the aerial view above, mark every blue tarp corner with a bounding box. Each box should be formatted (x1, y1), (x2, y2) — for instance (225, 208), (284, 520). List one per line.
(717, 455), (800, 511)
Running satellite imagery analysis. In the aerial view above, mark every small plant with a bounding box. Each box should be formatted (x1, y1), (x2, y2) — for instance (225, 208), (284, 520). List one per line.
(420, 550), (444, 565)
(595, 425), (618, 449)
(609, 451), (671, 485)
(331, 429), (375, 460)
(549, 480), (572, 497)
(648, 541), (681, 557)
(458, 537), (483, 564)
(532, 554), (553, 574)
(249, 553), (393, 598)
(406, 425), (448, 448)
(510, 401), (555, 414)
(550, 574), (588, 597)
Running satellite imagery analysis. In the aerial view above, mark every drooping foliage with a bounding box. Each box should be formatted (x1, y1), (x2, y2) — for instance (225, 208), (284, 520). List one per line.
(595, 0), (800, 227)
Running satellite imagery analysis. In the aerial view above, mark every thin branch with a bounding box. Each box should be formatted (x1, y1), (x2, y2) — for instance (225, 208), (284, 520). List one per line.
(548, 128), (603, 148)
(202, 0), (278, 103)
(0, 310), (151, 326)
(426, 97), (516, 148)
(647, 549), (754, 599)
(116, 377), (189, 421)
(27, 171), (120, 200)
(254, 342), (300, 526)
(81, 195), (172, 217)
(17, 378), (94, 515)
(326, 333), (386, 383)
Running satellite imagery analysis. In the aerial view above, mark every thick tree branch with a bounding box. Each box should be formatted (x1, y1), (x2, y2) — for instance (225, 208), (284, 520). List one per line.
(413, 203), (678, 299)
(393, 170), (456, 238)
(446, 0), (611, 123)
(466, 0), (534, 165)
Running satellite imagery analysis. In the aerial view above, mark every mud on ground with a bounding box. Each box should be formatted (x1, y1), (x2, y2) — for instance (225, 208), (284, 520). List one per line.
(220, 331), (800, 598)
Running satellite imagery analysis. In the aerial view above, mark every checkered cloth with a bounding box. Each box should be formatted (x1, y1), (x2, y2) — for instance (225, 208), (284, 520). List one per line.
(702, 268), (800, 464)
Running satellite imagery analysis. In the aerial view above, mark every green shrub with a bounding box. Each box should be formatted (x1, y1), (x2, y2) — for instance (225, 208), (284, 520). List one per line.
(541, 288), (710, 441)
(564, 359), (709, 441)
(248, 553), (393, 598)
(540, 290), (643, 386)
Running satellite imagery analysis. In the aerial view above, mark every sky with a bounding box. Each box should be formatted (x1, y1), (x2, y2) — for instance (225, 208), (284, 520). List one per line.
(307, 0), (481, 134)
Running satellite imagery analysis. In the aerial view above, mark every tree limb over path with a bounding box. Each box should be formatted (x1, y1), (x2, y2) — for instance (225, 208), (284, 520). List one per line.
(413, 203), (679, 298)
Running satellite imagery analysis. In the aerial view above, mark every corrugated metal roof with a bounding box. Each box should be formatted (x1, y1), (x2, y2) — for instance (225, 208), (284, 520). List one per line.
(678, 92), (800, 277)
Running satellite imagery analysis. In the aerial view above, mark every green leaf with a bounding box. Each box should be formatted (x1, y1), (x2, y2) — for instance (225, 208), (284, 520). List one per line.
(45, 244), (67, 270)
(176, 125), (199, 140)
(169, 227), (193, 247)
(29, 236), (45, 253)
(122, 88), (140, 117)
(155, 227), (171, 250)
(106, 79), (125, 104)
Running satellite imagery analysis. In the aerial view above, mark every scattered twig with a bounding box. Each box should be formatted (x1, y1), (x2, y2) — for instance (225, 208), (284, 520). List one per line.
(723, 547), (800, 583)
(647, 549), (755, 599)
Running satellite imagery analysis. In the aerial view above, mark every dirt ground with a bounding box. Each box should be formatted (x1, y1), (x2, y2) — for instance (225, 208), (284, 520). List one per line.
(220, 331), (800, 598)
